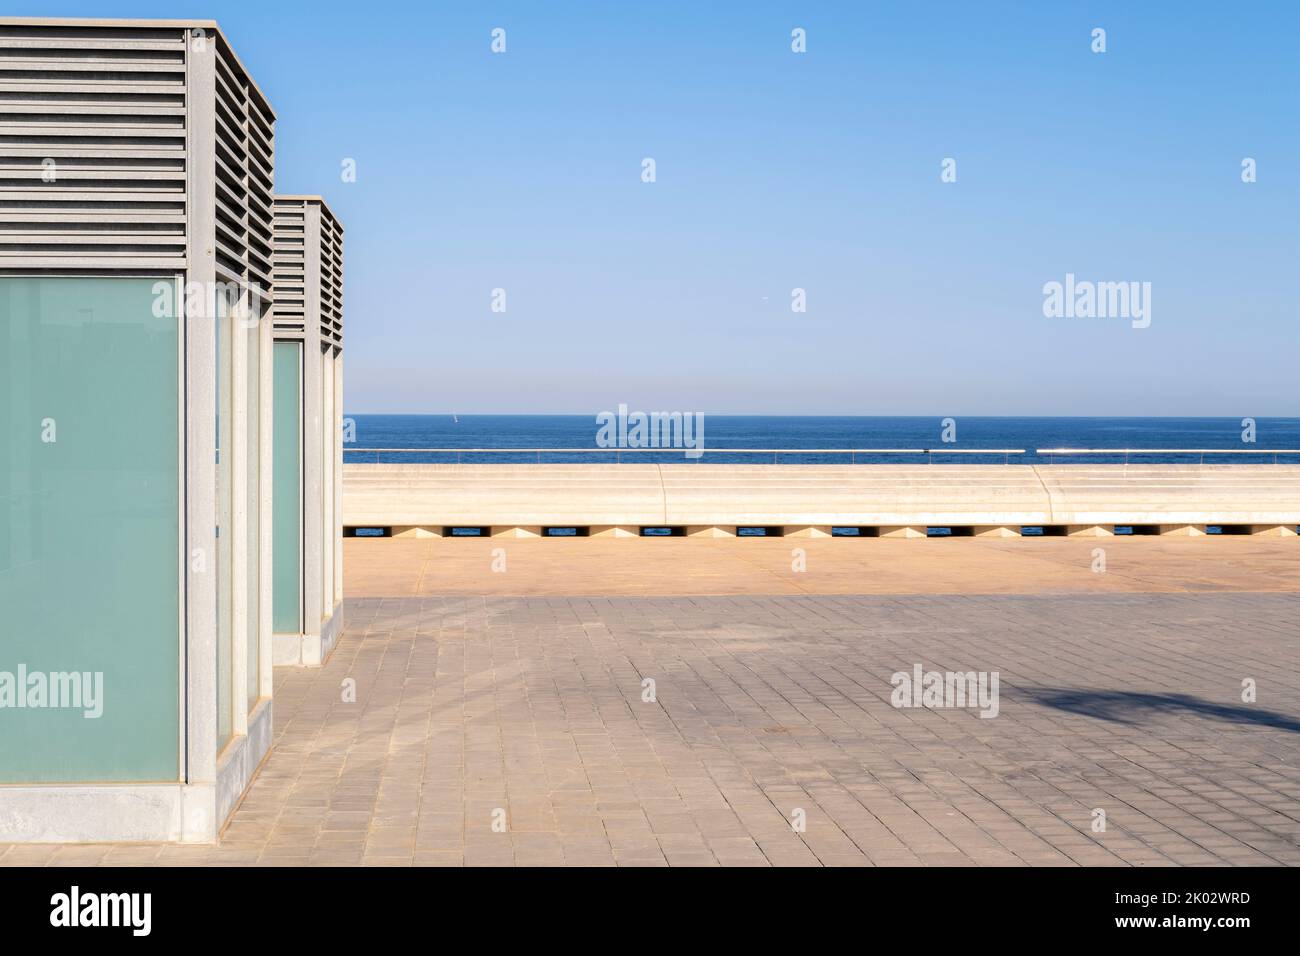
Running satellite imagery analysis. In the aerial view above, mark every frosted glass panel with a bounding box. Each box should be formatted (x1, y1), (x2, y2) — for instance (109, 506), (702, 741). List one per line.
(272, 343), (301, 633)
(0, 277), (180, 783)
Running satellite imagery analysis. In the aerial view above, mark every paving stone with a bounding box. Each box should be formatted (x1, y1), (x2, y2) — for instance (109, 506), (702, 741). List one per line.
(4, 592), (1298, 867)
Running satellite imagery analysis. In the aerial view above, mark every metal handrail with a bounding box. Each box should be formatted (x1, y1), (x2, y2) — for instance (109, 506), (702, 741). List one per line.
(347, 447), (1026, 455)
(1037, 448), (1300, 464)
(346, 447), (1028, 464)
(1037, 448), (1298, 454)
(343, 446), (1300, 465)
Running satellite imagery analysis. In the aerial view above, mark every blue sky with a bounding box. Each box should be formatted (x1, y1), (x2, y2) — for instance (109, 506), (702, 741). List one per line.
(33, 1), (1300, 414)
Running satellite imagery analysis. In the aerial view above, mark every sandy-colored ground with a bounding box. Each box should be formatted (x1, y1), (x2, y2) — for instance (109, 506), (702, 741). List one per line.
(5, 539), (1298, 866)
(345, 535), (1300, 598)
(6, 591), (1298, 866)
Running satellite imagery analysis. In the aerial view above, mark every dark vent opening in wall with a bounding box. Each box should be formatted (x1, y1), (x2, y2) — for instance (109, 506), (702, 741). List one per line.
(737, 526), (783, 537)
(831, 527), (881, 537)
(1114, 525), (1160, 536)
(927, 526), (975, 537)
(1021, 526), (1068, 537)
(445, 526), (490, 537)
(640, 526), (685, 537)
(1207, 525), (1251, 535)
(542, 527), (589, 537)
(344, 527), (389, 538)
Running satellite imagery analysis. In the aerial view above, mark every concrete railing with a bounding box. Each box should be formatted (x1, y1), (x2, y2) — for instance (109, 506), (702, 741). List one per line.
(342, 463), (1300, 538)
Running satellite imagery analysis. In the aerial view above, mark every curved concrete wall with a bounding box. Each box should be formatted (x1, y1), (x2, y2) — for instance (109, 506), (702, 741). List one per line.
(1036, 466), (1300, 525)
(345, 463), (666, 526)
(343, 463), (1300, 528)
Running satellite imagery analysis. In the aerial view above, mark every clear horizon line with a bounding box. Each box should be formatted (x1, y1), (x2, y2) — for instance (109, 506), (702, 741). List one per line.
(340, 412), (1295, 419)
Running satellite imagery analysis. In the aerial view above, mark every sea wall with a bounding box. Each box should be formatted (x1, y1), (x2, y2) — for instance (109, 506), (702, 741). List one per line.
(342, 463), (1300, 537)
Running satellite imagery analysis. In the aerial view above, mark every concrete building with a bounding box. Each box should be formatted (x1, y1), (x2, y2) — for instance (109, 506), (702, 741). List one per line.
(0, 18), (276, 841)
(271, 196), (344, 666)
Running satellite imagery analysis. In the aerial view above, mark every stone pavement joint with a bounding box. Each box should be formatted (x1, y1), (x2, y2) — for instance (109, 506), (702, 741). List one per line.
(2, 592), (1297, 867)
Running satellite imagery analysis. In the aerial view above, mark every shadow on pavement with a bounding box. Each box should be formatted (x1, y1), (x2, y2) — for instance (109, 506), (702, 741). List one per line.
(1021, 687), (1300, 732)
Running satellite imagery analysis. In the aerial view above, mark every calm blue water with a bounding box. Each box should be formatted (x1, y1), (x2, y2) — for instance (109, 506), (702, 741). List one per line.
(343, 416), (1300, 465)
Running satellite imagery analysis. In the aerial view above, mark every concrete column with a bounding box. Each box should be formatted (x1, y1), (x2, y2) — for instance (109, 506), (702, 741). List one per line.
(230, 293), (249, 738)
(333, 352), (344, 610)
(299, 217), (324, 660)
(1251, 525), (1298, 537)
(974, 525), (1020, 537)
(320, 346), (334, 626)
(1159, 524), (1206, 536)
(181, 35), (218, 841)
(785, 526), (831, 538)
(258, 304), (274, 702)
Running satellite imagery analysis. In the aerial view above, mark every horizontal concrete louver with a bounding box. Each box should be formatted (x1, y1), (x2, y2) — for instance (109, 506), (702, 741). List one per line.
(212, 30), (274, 306)
(0, 22), (188, 271)
(319, 202), (342, 349)
(0, 18), (274, 294)
(272, 194), (343, 351)
(271, 198), (306, 336)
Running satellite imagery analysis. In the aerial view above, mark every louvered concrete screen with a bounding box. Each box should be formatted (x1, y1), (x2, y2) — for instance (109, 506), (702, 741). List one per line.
(0, 20), (188, 271)
(272, 194), (345, 666)
(272, 195), (343, 347)
(0, 18), (276, 844)
(271, 199), (307, 335)
(0, 17), (274, 311)
(213, 27), (274, 304)
(320, 200), (343, 348)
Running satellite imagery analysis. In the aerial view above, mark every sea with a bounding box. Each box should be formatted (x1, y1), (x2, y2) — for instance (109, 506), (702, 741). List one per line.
(342, 416), (1300, 466)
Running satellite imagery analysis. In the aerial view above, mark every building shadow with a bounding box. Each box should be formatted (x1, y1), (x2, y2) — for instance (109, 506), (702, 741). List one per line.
(1021, 687), (1300, 733)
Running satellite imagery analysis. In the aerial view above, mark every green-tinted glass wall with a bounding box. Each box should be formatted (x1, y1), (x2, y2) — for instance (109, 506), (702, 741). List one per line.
(0, 17), (279, 843)
(0, 277), (180, 783)
(270, 195), (344, 668)
(272, 342), (302, 634)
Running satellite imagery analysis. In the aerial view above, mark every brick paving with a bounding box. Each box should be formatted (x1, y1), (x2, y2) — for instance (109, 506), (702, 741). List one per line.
(3, 591), (1297, 866)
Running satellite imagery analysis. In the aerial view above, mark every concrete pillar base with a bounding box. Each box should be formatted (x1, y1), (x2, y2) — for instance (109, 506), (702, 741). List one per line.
(878, 526), (925, 538)
(1250, 524), (1298, 537)
(973, 525), (1020, 537)
(784, 526), (831, 538)
(273, 631), (316, 666)
(273, 607), (342, 667)
(1159, 524), (1206, 536)
(589, 525), (638, 538)
(180, 783), (218, 844)
(0, 700), (274, 844)
(391, 525), (440, 538)
(491, 526), (542, 538)
(687, 525), (734, 538)
(1068, 525), (1113, 537)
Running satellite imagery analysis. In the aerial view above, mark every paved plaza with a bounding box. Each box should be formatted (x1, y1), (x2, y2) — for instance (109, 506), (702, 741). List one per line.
(3, 583), (1297, 866)
(344, 535), (1300, 597)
